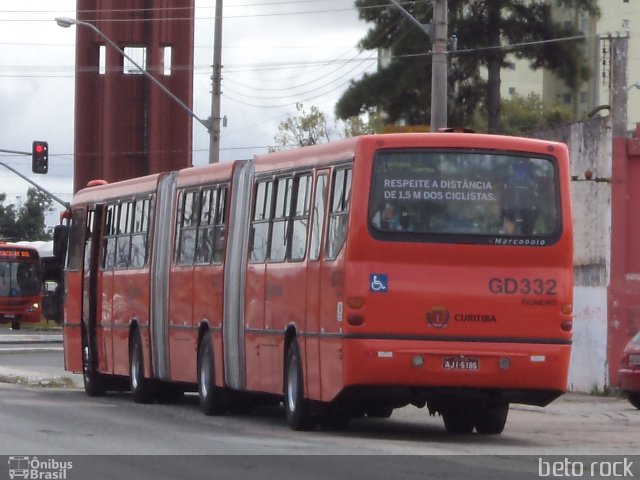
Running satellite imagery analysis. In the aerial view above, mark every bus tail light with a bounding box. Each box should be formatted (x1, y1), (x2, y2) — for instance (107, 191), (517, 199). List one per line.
(347, 297), (364, 309)
(561, 321), (573, 332)
(347, 315), (364, 326)
(561, 304), (573, 315)
(27, 303), (40, 313)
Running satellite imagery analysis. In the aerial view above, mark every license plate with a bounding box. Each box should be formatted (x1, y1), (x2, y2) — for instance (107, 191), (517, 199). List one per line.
(443, 356), (479, 371)
(629, 354), (640, 366)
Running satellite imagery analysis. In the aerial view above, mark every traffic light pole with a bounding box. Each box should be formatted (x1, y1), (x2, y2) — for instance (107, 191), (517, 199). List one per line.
(0, 160), (70, 209)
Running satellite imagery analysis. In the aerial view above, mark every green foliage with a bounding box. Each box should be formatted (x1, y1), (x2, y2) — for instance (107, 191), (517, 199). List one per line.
(472, 92), (572, 134)
(272, 103), (333, 151)
(272, 104), (379, 151)
(341, 112), (382, 137)
(336, 0), (599, 132)
(0, 188), (53, 241)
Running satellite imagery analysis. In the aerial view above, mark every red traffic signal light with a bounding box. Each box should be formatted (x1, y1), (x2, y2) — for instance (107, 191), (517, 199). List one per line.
(32, 141), (48, 174)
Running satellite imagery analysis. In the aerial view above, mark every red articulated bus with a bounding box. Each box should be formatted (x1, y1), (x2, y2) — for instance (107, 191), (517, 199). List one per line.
(61, 132), (573, 434)
(0, 242), (43, 330)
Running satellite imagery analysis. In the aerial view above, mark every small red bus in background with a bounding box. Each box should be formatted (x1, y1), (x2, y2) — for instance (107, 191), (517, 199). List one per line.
(60, 132), (573, 434)
(0, 242), (42, 330)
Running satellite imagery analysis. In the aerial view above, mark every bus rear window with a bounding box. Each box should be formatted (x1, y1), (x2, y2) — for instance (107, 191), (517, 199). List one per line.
(369, 149), (561, 244)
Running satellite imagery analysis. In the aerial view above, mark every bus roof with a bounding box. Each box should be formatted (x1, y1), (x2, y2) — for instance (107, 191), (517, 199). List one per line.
(252, 133), (567, 174)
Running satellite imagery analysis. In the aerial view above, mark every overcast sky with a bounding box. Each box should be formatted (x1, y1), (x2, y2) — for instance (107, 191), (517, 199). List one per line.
(0, 0), (374, 227)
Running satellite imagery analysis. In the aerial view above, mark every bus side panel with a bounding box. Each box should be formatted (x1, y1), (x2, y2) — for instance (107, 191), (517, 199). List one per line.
(168, 265), (195, 382)
(244, 262), (266, 392)
(193, 264), (225, 383)
(97, 268), (114, 374)
(63, 270), (83, 373)
(263, 262), (307, 394)
(111, 269), (151, 376)
(318, 260), (346, 402)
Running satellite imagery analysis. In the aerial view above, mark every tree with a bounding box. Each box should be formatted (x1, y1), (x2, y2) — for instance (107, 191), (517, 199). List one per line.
(473, 92), (572, 135)
(0, 188), (53, 241)
(272, 103), (334, 151)
(272, 103), (379, 151)
(336, 0), (599, 133)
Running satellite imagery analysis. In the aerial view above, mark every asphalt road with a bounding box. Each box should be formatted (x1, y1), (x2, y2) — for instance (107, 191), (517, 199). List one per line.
(0, 336), (639, 480)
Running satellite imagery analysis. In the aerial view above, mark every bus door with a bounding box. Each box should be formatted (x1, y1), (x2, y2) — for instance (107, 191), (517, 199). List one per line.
(82, 206), (105, 378)
(303, 171), (328, 400)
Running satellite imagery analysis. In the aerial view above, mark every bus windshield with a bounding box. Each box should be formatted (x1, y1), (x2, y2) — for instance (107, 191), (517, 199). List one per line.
(369, 148), (561, 244)
(0, 257), (41, 297)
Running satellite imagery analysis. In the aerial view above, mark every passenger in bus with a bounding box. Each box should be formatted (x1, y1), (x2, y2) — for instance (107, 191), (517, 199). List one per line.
(501, 158), (539, 235)
(372, 202), (406, 231)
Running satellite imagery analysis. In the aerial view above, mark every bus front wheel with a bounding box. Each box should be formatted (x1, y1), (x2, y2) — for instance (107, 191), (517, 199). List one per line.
(82, 341), (105, 397)
(284, 339), (315, 431)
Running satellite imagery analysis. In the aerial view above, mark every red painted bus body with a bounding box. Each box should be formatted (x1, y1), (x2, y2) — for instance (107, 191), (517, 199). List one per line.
(0, 243), (42, 330)
(62, 133), (573, 434)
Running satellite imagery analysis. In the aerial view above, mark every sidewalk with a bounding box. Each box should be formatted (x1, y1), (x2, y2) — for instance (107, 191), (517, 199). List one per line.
(0, 331), (83, 388)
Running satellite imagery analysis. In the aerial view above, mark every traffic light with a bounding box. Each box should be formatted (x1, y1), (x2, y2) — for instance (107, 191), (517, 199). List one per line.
(32, 141), (48, 174)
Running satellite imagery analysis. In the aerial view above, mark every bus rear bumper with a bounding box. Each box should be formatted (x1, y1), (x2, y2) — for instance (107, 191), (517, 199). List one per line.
(342, 338), (571, 407)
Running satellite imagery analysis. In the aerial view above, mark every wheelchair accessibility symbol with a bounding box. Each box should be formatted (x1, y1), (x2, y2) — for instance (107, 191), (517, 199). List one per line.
(370, 274), (388, 292)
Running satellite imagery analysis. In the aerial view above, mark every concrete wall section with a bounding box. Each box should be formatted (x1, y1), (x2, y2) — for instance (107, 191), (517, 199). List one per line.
(534, 117), (611, 391)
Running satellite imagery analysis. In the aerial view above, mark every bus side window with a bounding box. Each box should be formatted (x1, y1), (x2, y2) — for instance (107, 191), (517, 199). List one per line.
(290, 174), (312, 261)
(115, 202), (132, 269)
(212, 187), (227, 264)
(269, 177), (292, 262)
(130, 198), (150, 269)
(67, 208), (87, 272)
(309, 174), (328, 262)
(175, 190), (199, 266)
(102, 204), (116, 270)
(326, 167), (352, 260)
(250, 180), (273, 263)
(195, 188), (215, 265)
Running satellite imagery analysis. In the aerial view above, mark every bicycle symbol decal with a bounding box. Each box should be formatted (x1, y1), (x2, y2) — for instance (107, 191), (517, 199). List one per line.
(369, 274), (388, 293)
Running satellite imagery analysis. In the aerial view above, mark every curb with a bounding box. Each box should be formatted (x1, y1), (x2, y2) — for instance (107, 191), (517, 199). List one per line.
(0, 369), (82, 388)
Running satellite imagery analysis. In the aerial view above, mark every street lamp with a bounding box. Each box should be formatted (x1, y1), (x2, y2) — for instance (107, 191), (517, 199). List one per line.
(54, 17), (211, 133)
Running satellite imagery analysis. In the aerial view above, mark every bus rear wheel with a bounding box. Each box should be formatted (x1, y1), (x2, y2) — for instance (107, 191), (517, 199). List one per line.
(474, 402), (509, 434)
(627, 393), (640, 410)
(198, 333), (224, 415)
(441, 408), (474, 434)
(284, 339), (315, 431)
(129, 332), (153, 404)
(11, 321), (20, 330)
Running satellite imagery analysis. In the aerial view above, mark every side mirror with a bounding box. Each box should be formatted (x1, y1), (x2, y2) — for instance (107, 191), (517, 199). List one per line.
(53, 224), (69, 261)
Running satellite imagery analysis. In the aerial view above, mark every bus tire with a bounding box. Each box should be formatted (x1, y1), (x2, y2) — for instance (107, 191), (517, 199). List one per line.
(129, 332), (153, 404)
(627, 393), (640, 410)
(474, 402), (509, 434)
(284, 338), (315, 431)
(11, 321), (20, 330)
(198, 333), (224, 415)
(82, 342), (105, 397)
(442, 408), (474, 434)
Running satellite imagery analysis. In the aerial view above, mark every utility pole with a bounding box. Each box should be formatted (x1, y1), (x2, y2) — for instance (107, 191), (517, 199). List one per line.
(431, 0), (448, 130)
(209, 0), (223, 164)
(610, 34), (629, 138)
(388, 0), (448, 130)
